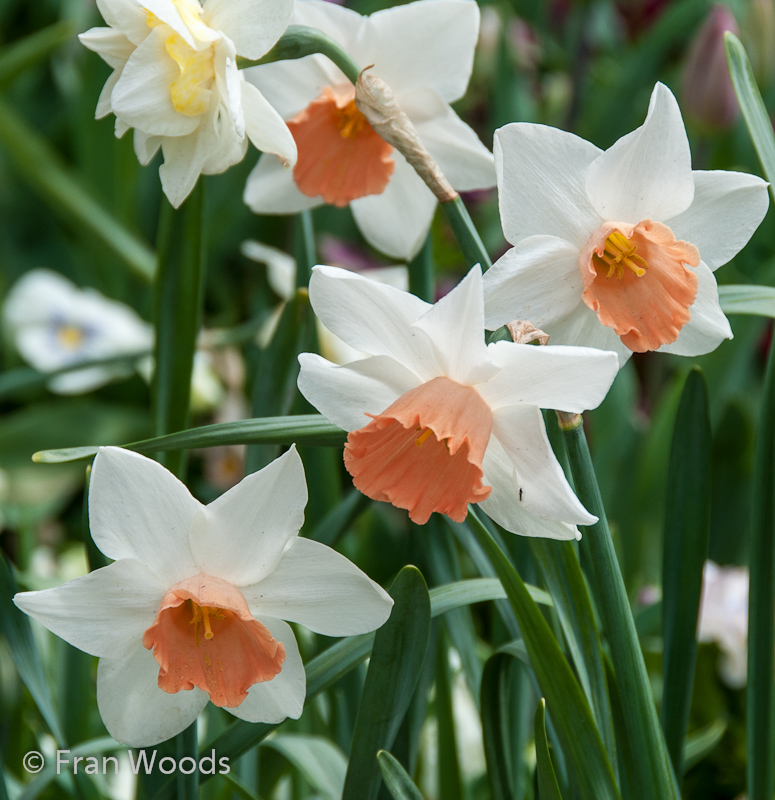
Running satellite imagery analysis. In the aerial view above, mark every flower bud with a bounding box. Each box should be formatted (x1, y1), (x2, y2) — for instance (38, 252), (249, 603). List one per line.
(682, 4), (740, 130)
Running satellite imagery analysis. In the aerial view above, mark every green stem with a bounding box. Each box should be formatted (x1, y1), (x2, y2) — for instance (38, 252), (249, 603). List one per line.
(408, 236), (434, 302)
(561, 420), (679, 800)
(176, 723), (198, 800)
(153, 184), (206, 477)
(240, 25), (361, 83)
(0, 95), (155, 282)
(747, 339), (775, 800)
(295, 209), (316, 288)
(440, 196), (492, 271)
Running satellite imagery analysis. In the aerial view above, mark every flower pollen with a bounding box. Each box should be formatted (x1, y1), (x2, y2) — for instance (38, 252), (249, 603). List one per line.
(288, 84), (395, 207)
(143, 574), (285, 708)
(344, 376), (493, 524)
(580, 219), (700, 352)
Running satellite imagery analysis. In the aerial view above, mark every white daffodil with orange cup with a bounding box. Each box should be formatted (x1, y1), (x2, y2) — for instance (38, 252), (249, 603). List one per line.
(13, 446), (393, 747)
(482, 82), (770, 364)
(243, 0), (496, 260)
(79, 0), (298, 207)
(298, 265), (620, 540)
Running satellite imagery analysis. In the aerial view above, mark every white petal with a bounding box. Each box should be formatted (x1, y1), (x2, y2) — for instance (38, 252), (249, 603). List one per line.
(47, 368), (118, 394)
(411, 266), (499, 385)
(400, 88), (495, 190)
(479, 436), (580, 540)
(13, 559), (164, 659)
(134, 130), (162, 164)
(190, 447), (306, 587)
(494, 123), (601, 249)
(482, 236), (582, 330)
(88, 447), (202, 585)
(96, 69), (122, 118)
(111, 27), (200, 137)
(79, 27), (134, 69)
(243, 153), (320, 214)
(585, 82), (694, 222)
(242, 240), (297, 300)
(297, 353), (420, 431)
(226, 617), (305, 724)
(97, 643), (208, 746)
(291, 0), (367, 53)
(665, 169), (770, 270)
(491, 404), (595, 524)
(350, 152), (437, 260)
(141, 0), (200, 49)
(543, 303), (633, 367)
(308, 265), (439, 378)
(368, 0), (479, 102)
(659, 261), (732, 356)
(242, 538), (393, 635)
(241, 81), (297, 167)
(477, 342), (619, 413)
(204, 0), (294, 59)
(95, 0), (150, 46)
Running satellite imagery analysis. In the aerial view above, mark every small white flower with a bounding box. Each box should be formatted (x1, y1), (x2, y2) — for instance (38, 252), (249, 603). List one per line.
(79, 0), (297, 207)
(3, 269), (152, 394)
(298, 265), (619, 539)
(14, 446), (393, 746)
(483, 82), (769, 365)
(698, 560), (749, 688)
(243, 0), (495, 260)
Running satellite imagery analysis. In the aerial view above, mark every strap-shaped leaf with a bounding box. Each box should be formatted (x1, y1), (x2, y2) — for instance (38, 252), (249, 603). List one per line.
(534, 699), (564, 800)
(377, 750), (425, 800)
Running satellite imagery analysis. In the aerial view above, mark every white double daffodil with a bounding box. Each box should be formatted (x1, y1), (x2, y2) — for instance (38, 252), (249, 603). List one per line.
(14, 446), (392, 746)
(483, 82), (769, 364)
(243, 0), (495, 260)
(80, 0), (297, 207)
(298, 265), (619, 540)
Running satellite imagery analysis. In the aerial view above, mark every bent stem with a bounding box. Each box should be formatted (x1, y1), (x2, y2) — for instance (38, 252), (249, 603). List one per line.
(560, 416), (680, 800)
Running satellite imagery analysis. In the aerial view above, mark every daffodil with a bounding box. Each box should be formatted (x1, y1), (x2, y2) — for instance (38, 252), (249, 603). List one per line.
(242, 0), (495, 260)
(297, 265), (619, 539)
(3, 269), (153, 394)
(14, 446), (392, 746)
(482, 82), (769, 364)
(79, 0), (297, 207)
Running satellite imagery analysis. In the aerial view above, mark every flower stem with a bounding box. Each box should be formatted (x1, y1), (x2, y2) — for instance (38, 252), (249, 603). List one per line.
(240, 25), (361, 84)
(409, 236), (434, 302)
(295, 209), (316, 289)
(440, 196), (492, 271)
(176, 722), (198, 800)
(152, 183), (205, 478)
(561, 420), (680, 800)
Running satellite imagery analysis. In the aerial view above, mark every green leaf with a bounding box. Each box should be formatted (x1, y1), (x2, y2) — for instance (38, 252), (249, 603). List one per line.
(262, 735), (347, 800)
(342, 566), (431, 800)
(726, 32), (775, 202)
(530, 539), (615, 760)
(719, 285), (775, 318)
(377, 751), (425, 800)
(746, 337), (775, 800)
(467, 510), (620, 800)
(660, 369), (712, 776)
(434, 631), (464, 800)
(0, 555), (65, 744)
(561, 422), (680, 800)
(0, 21), (75, 88)
(534, 699), (564, 800)
(33, 415), (346, 464)
(152, 186), (205, 478)
(0, 95), (155, 281)
(683, 719), (727, 771)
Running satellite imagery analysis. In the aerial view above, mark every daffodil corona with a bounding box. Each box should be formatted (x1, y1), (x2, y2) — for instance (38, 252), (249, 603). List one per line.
(79, 0), (297, 207)
(298, 265), (620, 539)
(243, 0), (496, 260)
(14, 446), (392, 746)
(482, 82), (769, 364)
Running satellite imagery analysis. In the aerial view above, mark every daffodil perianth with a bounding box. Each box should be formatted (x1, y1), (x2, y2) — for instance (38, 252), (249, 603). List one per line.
(482, 82), (769, 365)
(14, 446), (392, 746)
(298, 265), (620, 539)
(79, 0), (298, 207)
(243, 0), (495, 260)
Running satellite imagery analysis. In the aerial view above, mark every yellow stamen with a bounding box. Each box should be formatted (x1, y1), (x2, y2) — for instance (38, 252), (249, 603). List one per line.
(202, 607), (214, 640)
(593, 230), (649, 280)
(189, 601), (224, 645)
(57, 325), (84, 350)
(415, 427), (434, 447)
(337, 99), (367, 139)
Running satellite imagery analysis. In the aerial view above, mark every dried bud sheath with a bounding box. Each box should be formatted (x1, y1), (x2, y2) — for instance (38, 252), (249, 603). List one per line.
(355, 68), (457, 203)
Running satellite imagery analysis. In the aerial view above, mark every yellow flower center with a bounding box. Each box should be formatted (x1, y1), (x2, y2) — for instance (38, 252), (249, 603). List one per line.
(56, 325), (85, 350)
(337, 98), (368, 140)
(592, 230), (649, 280)
(188, 600), (225, 644)
(145, 1), (216, 117)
